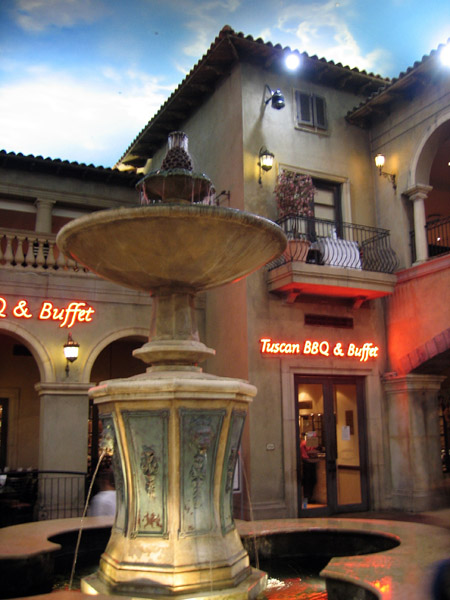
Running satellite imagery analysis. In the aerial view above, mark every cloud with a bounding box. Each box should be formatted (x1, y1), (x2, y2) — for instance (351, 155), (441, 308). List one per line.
(276, 0), (392, 74)
(166, 0), (241, 58)
(0, 66), (173, 166)
(13, 0), (107, 32)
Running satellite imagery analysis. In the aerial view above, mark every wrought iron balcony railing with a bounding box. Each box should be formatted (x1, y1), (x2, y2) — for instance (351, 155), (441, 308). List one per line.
(267, 215), (398, 274)
(410, 216), (450, 263)
(0, 228), (85, 273)
(427, 216), (450, 257)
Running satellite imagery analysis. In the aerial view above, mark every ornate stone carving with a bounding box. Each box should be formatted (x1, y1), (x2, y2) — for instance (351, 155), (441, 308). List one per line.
(140, 444), (159, 499)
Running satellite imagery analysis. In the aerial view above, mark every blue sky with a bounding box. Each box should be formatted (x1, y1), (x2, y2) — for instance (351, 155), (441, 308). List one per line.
(1, 0), (449, 168)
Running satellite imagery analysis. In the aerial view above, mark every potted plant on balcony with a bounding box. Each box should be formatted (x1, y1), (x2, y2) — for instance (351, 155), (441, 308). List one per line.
(274, 170), (315, 262)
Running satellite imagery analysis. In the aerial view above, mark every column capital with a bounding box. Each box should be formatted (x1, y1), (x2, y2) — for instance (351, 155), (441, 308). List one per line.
(34, 197), (56, 208)
(404, 183), (433, 202)
(35, 381), (93, 396)
(382, 372), (445, 394)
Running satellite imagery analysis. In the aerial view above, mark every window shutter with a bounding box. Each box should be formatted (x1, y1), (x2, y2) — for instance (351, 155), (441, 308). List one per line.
(313, 95), (327, 129)
(296, 91), (314, 126)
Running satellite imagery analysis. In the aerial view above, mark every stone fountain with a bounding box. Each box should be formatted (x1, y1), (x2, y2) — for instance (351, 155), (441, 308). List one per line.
(56, 132), (286, 600)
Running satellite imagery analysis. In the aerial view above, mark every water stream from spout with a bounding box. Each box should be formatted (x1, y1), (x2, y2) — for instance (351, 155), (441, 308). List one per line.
(68, 448), (107, 590)
(238, 450), (259, 571)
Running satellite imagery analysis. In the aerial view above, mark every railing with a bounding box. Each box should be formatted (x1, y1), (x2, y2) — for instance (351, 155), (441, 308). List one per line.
(0, 228), (85, 272)
(410, 216), (450, 263)
(37, 471), (88, 520)
(427, 216), (450, 257)
(0, 470), (88, 526)
(268, 215), (398, 273)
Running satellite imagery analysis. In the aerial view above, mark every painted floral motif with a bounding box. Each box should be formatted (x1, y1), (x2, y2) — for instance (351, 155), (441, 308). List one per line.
(225, 447), (238, 493)
(140, 445), (159, 499)
(188, 417), (214, 508)
(141, 512), (163, 529)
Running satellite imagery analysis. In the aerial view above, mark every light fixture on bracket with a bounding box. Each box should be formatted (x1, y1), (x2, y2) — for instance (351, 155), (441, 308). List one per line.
(63, 332), (79, 376)
(214, 190), (231, 206)
(374, 154), (397, 191)
(258, 146), (274, 184)
(264, 84), (285, 110)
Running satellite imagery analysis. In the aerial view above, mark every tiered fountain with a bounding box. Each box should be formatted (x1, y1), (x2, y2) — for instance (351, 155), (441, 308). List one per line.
(57, 132), (286, 600)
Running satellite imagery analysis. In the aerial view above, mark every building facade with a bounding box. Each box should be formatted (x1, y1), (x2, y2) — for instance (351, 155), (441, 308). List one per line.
(0, 27), (449, 520)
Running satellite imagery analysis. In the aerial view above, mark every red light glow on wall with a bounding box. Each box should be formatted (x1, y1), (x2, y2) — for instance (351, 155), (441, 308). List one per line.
(260, 337), (379, 362)
(0, 297), (95, 328)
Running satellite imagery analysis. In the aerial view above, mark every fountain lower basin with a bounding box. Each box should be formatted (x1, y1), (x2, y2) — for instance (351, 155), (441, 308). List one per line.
(0, 517), (409, 600)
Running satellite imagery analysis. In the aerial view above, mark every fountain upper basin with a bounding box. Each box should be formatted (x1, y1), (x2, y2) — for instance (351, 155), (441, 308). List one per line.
(56, 204), (286, 293)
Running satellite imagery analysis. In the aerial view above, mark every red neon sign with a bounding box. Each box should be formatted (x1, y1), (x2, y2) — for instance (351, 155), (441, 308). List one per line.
(0, 297), (95, 328)
(260, 338), (379, 362)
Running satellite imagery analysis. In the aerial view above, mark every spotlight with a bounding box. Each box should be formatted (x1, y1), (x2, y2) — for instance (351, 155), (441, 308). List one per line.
(439, 43), (450, 67)
(285, 52), (300, 71)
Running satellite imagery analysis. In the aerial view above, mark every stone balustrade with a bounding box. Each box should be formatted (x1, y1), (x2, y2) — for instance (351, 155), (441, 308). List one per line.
(0, 228), (85, 273)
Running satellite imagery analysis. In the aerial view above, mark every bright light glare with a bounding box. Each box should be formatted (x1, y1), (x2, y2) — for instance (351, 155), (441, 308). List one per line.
(285, 53), (301, 71)
(440, 44), (450, 67)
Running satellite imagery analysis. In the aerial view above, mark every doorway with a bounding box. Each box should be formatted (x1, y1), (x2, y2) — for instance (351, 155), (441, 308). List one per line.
(295, 375), (368, 515)
(0, 398), (8, 470)
(88, 336), (145, 474)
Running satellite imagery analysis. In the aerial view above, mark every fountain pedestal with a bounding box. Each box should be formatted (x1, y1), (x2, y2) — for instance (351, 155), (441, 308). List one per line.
(81, 368), (265, 599)
(56, 133), (286, 599)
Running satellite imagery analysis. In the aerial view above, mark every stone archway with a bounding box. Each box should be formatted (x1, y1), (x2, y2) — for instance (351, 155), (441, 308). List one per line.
(0, 324), (49, 469)
(82, 327), (148, 383)
(0, 321), (54, 382)
(406, 115), (450, 263)
(83, 328), (147, 473)
(399, 328), (450, 375)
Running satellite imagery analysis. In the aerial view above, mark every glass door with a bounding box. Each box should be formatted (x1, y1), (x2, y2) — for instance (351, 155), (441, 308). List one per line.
(295, 376), (368, 515)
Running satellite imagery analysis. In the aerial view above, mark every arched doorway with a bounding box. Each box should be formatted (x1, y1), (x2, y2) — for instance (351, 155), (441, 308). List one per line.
(0, 332), (40, 470)
(88, 336), (145, 474)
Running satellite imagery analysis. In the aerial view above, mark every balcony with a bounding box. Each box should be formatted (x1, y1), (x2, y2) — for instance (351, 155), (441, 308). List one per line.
(0, 228), (84, 273)
(410, 216), (450, 263)
(266, 216), (398, 306)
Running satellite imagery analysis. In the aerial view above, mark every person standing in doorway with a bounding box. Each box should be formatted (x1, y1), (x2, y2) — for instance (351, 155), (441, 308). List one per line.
(300, 435), (318, 504)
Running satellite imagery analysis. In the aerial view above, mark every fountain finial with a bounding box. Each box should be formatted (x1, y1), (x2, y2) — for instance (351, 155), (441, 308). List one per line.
(160, 131), (193, 171)
(138, 132), (213, 205)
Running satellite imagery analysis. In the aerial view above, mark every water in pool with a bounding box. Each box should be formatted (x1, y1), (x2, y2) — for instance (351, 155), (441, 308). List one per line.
(259, 558), (328, 600)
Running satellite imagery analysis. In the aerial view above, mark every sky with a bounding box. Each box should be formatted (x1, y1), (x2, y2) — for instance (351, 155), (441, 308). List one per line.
(1, 0), (450, 168)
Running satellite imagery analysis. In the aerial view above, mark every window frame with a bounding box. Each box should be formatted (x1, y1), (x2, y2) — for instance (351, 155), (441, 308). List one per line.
(295, 90), (328, 131)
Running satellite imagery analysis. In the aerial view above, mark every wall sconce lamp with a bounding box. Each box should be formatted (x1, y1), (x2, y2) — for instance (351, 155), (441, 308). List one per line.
(63, 332), (79, 376)
(264, 84), (285, 110)
(375, 154), (397, 190)
(214, 190), (231, 206)
(258, 146), (274, 184)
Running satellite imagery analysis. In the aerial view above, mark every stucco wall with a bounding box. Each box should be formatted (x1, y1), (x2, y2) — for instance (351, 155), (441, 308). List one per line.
(370, 75), (450, 269)
(386, 254), (450, 374)
(240, 62), (376, 227)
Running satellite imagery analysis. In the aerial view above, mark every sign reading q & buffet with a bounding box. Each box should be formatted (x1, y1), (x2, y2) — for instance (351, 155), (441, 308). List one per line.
(0, 297), (95, 328)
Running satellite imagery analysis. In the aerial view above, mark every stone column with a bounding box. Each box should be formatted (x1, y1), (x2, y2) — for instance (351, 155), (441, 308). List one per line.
(35, 198), (55, 233)
(36, 382), (92, 518)
(383, 373), (445, 511)
(404, 184), (432, 265)
(36, 382), (92, 471)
